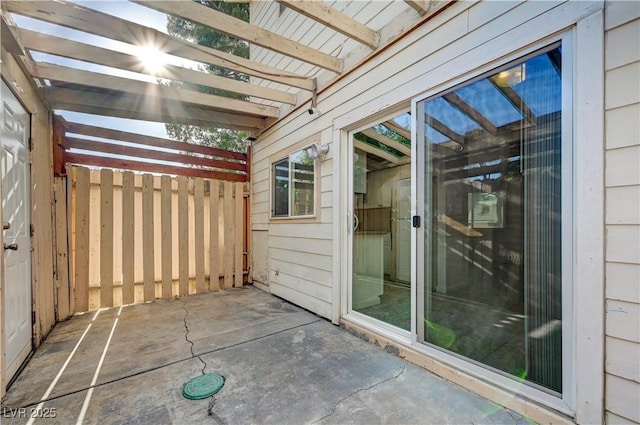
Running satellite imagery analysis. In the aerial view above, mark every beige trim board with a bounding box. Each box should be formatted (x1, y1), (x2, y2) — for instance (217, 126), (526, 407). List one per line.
(340, 318), (575, 425)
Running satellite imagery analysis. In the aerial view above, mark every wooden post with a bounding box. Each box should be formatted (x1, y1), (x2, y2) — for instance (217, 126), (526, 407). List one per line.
(178, 176), (189, 296)
(223, 181), (234, 289)
(209, 180), (220, 291)
(142, 174), (155, 302)
(100, 169), (114, 308)
(234, 182), (243, 288)
(161, 176), (172, 298)
(54, 178), (70, 320)
(121, 171), (135, 305)
(74, 167), (90, 312)
(194, 178), (205, 294)
(52, 116), (67, 176)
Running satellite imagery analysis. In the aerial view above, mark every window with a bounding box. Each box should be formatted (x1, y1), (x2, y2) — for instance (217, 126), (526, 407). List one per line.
(272, 147), (316, 218)
(418, 44), (568, 394)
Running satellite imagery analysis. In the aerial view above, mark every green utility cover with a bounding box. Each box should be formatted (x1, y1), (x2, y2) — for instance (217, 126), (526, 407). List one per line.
(182, 373), (225, 400)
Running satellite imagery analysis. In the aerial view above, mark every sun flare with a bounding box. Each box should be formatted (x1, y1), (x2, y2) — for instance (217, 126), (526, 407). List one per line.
(137, 44), (166, 75)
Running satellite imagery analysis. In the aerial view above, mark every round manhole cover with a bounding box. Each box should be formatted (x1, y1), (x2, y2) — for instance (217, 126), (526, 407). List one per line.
(182, 373), (225, 400)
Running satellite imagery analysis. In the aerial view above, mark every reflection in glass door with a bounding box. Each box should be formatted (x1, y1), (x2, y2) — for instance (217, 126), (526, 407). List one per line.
(417, 44), (567, 393)
(351, 113), (412, 331)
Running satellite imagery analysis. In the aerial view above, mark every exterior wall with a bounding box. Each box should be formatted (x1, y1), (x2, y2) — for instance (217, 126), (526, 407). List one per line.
(249, 1), (634, 423)
(603, 2), (640, 424)
(1, 47), (56, 395)
(251, 131), (335, 318)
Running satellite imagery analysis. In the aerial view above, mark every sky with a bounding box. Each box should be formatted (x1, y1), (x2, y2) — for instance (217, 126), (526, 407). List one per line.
(12, 1), (178, 139)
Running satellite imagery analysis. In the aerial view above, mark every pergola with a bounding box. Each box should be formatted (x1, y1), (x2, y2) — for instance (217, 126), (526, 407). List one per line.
(1, 0), (451, 179)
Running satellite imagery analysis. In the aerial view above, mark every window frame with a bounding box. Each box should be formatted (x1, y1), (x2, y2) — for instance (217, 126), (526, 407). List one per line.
(270, 144), (318, 220)
(336, 5), (604, 423)
(407, 29), (588, 415)
(416, 40), (569, 396)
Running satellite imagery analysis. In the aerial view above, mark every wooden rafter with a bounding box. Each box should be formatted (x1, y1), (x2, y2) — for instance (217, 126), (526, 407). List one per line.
(134, 0), (344, 74)
(487, 76), (537, 126)
(65, 152), (246, 181)
(55, 117), (248, 181)
(275, 1), (378, 50)
(404, 0), (429, 16)
(63, 121), (246, 160)
(2, 0), (314, 90)
(32, 62), (279, 118)
(64, 136), (246, 172)
(17, 28), (296, 106)
(382, 120), (411, 141)
(360, 128), (411, 156)
(443, 92), (498, 134)
(0, 14), (41, 88)
(424, 113), (465, 145)
(354, 140), (399, 164)
(44, 86), (266, 131)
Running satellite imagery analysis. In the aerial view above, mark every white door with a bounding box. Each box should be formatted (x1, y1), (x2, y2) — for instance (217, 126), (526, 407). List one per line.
(1, 80), (32, 380)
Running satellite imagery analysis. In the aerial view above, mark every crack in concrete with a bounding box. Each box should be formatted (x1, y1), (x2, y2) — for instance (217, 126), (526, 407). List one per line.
(182, 300), (208, 375)
(312, 363), (408, 424)
(182, 301), (225, 424)
(207, 396), (225, 425)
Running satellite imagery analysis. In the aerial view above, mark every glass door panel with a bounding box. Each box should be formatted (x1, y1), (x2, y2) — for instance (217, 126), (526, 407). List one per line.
(351, 113), (412, 331)
(418, 45), (564, 393)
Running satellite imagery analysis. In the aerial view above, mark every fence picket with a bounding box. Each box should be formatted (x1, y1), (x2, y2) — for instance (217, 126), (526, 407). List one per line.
(161, 176), (172, 298)
(209, 180), (220, 291)
(142, 174), (155, 302)
(194, 178), (206, 294)
(178, 176), (189, 296)
(74, 167), (90, 313)
(100, 169), (114, 307)
(122, 171), (135, 304)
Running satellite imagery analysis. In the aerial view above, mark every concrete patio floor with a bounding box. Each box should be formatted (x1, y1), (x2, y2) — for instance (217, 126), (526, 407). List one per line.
(1, 286), (530, 425)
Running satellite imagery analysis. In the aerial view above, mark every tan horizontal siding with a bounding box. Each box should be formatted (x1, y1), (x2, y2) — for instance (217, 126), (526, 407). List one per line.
(604, 8), (640, 423)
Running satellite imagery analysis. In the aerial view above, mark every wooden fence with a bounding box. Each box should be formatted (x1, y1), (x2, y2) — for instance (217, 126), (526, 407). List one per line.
(56, 166), (248, 314)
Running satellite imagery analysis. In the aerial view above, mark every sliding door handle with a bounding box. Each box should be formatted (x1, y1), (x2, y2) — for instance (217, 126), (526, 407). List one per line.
(2, 222), (9, 230)
(4, 243), (18, 251)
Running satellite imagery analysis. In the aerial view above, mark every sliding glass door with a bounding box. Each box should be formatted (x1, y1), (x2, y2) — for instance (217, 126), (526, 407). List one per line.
(416, 44), (568, 394)
(350, 113), (413, 331)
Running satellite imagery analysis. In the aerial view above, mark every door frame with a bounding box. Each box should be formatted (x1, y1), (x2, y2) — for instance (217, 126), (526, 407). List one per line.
(336, 104), (414, 339)
(335, 4), (603, 423)
(1, 77), (34, 393)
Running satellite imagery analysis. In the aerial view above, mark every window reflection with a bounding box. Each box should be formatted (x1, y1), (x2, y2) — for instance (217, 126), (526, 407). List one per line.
(421, 45), (563, 393)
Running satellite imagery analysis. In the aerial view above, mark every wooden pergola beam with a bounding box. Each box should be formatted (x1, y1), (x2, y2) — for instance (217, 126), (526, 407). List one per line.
(32, 62), (279, 118)
(404, 0), (429, 16)
(2, 0), (314, 90)
(360, 128), (411, 156)
(354, 140), (400, 164)
(64, 136), (246, 172)
(488, 76), (537, 127)
(134, 0), (343, 74)
(424, 113), (465, 145)
(276, 1), (378, 50)
(382, 120), (411, 141)
(17, 28), (296, 106)
(64, 152), (247, 182)
(443, 92), (498, 134)
(44, 86), (266, 131)
(0, 14), (41, 89)
(63, 121), (247, 161)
